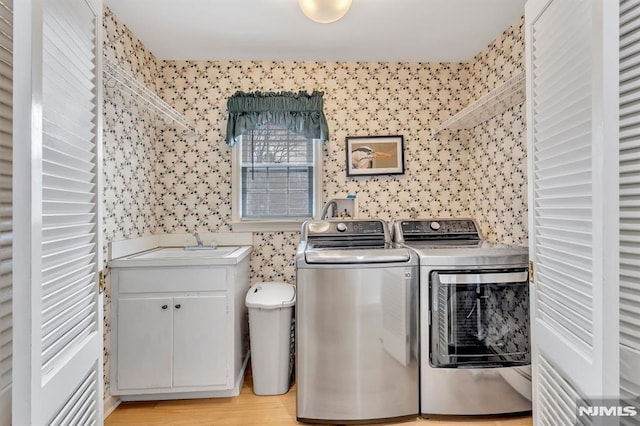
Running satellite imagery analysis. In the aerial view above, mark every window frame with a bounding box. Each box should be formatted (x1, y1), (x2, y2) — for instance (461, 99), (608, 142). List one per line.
(231, 128), (323, 232)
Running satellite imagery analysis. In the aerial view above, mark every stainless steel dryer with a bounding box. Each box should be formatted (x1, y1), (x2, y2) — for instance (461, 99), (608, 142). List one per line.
(393, 218), (532, 416)
(296, 219), (419, 424)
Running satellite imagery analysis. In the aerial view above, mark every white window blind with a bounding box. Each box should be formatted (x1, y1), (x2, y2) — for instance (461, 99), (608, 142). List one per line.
(619, 0), (640, 407)
(239, 124), (315, 218)
(0, 0), (11, 424)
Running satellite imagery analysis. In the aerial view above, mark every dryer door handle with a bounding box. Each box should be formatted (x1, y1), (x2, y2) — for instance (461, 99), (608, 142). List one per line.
(437, 271), (528, 285)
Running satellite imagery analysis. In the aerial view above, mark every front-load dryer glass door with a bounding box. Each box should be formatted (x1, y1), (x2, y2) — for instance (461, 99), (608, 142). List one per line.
(429, 269), (530, 368)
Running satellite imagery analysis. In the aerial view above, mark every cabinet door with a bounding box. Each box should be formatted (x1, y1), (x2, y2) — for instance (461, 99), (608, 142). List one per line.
(173, 295), (228, 387)
(526, 0), (619, 422)
(14, 0), (103, 423)
(117, 297), (173, 390)
(620, 0), (640, 409)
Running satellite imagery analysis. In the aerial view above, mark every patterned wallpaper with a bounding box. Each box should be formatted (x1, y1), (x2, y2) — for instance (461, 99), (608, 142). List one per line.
(154, 61), (469, 285)
(465, 17), (527, 244)
(102, 8), (162, 399)
(101, 9), (527, 400)
(467, 18), (524, 99)
(103, 9), (159, 91)
(103, 9), (161, 244)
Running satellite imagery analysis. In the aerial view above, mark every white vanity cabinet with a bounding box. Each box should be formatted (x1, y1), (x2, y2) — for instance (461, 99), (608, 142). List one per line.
(116, 293), (227, 390)
(109, 246), (251, 401)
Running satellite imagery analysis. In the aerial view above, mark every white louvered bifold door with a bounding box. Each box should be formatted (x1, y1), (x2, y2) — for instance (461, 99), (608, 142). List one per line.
(620, 0), (640, 418)
(526, 0), (619, 424)
(0, 1), (10, 425)
(13, 0), (103, 424)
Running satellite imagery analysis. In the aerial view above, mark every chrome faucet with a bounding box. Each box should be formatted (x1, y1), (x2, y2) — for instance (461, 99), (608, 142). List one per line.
(185, 231), (216, 250)
(321, 199), (338, 219)
(193, 231), (204, 247)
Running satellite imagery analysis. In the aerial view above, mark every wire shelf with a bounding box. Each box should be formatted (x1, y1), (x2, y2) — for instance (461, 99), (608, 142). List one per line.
(103, 58), (196, 135)
(433, 71), (525, 136)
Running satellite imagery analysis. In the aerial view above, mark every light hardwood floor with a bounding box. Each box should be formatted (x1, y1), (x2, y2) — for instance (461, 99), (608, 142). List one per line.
(106, 372), (533, 426)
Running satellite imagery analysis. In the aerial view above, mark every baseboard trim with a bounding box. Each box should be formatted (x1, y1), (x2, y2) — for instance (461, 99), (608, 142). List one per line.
(104, 395), (121, 419)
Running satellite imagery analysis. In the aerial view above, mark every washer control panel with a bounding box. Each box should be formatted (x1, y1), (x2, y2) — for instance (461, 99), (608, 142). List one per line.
(305, 220), (386, 237)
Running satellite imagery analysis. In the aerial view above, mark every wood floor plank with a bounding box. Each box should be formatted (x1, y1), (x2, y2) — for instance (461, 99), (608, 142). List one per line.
(106, 374), (533, 425)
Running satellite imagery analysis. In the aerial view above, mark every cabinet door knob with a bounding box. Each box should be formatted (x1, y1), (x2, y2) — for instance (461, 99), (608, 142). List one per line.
(175, 304), (181, 309)
(161, 305), (168, 310)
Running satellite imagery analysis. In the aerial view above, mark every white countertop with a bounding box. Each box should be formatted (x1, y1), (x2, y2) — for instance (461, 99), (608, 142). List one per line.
(110, 245), (252, 268)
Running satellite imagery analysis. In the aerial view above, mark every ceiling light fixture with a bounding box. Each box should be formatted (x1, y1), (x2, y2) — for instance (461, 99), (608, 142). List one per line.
(299, 0), (353, 24)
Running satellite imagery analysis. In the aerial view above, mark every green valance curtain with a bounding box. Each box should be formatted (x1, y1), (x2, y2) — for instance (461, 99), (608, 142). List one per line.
(225, 91), (329, 146)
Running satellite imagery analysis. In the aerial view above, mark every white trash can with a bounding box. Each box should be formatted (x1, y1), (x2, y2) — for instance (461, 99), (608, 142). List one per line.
(245, 281), (296, 395)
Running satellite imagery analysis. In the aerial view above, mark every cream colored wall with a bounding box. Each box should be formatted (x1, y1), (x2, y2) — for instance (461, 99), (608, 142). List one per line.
(102, 8), (163, 398)
(465, 18), (527, 244)
(154, 61), (469, 284)
(101, 9), (527, 400)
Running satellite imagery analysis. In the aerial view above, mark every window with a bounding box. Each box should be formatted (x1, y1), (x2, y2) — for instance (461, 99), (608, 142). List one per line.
(226, 90), (328, 230)
(233, 124), (321, 230)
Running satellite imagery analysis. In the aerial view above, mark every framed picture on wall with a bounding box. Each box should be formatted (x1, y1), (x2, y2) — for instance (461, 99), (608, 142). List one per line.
(346, 135), (405, 177)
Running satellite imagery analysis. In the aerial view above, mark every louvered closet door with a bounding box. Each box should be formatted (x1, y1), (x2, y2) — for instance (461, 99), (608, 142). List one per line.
(13, 0), (103, 423)
(620, 0), (640, 416)
(526, 0), (619, 424)
(0, 1), (10, 425)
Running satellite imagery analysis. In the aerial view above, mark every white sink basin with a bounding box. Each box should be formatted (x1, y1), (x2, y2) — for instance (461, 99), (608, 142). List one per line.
(130, 246), (241, 259)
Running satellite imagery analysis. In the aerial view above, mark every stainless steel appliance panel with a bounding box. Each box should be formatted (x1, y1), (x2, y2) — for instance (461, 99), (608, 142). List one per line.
(420, 363), (533, 415)
(393, 219), (531, 416)
(420, 264), (532, 415)
(296, 264), (419, 422)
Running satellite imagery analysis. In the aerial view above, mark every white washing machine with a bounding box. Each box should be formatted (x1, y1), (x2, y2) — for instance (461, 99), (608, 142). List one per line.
(393, 218), (532, 416)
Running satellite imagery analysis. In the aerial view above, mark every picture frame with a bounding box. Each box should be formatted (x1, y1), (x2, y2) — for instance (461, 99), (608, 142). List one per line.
(346, 135), (405, 177)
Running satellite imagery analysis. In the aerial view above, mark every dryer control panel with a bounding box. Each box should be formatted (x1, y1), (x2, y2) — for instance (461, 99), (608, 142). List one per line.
(394, 219), (480, 242)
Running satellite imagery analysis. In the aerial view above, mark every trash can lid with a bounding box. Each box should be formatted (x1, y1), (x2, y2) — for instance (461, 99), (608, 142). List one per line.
(246, 282), (296, 309)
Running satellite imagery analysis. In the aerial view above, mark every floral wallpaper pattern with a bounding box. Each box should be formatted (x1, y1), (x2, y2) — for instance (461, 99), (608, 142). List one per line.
(103, 9), (159, 91)
(101, 8), (527, 400)
(467, 18), (525, 99)
(154, 60), (470, 285)
(101, 8), (162, 399)
(466, 104), (527, 244)
(465, 17), (527, 244)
